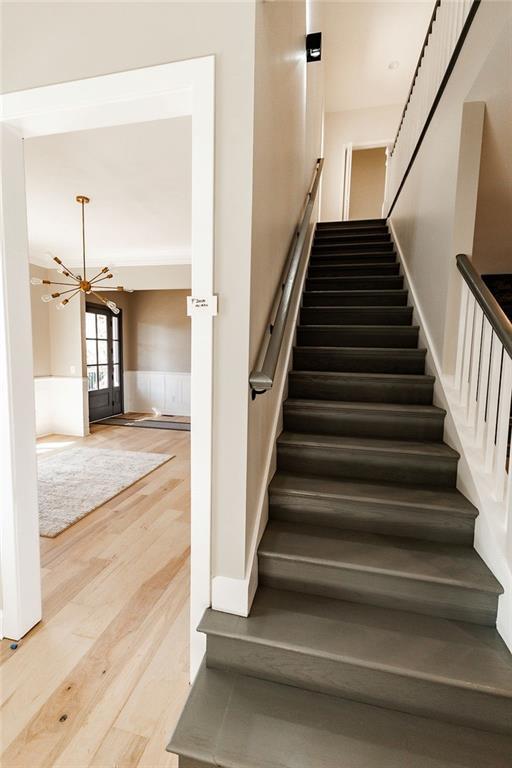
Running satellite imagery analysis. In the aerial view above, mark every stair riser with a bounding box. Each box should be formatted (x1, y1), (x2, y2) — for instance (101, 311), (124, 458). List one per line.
(258, 556), (499, 625)
(308, 264), (400, 278)
(205, 635), (511, 735)
(306, 277), (404, 291)
(283, 408), (444, 442)
(294, 348), (426, 374)
(300, 307), (412, 326)
(297, 326), (419, 348)
(309, 253), (396, 265)
(277, 443), (457, 486)
(179, 759), (211, 768)
(317, 218), (386, 229)
(289, 374), (434, 404)
(302, 291), (408, 307)
(269, 492), (475, 545)
(313, 242), (394, 254)
(314, 233), (391, 245)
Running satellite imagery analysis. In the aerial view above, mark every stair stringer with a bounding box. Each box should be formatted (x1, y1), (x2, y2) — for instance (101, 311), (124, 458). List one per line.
(389, 219), (512, 651)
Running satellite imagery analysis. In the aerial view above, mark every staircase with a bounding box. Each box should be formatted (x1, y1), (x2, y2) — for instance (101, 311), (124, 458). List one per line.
(168, 219), (512, 767)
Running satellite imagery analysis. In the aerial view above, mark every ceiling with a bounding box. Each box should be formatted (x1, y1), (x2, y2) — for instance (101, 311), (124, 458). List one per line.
(322, 1), (435, 113)
(24, 116), (192, 268)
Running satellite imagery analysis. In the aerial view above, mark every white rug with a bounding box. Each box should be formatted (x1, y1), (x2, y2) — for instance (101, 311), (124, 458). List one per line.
(38, 447), (174, 537)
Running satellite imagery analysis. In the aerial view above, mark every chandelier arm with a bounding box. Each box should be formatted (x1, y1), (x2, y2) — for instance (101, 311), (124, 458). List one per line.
(55, 287), (83, 298)
(90, 290), (110, 307)
(54, 260), (81, 282)
(60, 289), (82, 306)
(90, 274), (113, 286)
(45, 280), (79, 287)
(88, 268), (110, 283)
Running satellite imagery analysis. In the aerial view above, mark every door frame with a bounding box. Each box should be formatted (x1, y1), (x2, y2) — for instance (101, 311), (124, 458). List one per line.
(86, 302), (124, 422)
(0, 56), (215, 678)
(340, 139), (393, 221)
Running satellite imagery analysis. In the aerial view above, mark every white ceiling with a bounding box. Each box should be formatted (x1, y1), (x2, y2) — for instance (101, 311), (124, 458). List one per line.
(322, 1), (435, 113)
(24, 116), (192, 268)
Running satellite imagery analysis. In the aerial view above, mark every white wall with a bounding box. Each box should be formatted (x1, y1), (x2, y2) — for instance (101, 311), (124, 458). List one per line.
(390, 1), (512, 369)
(321, 103), (402, 220)
(2, 0), (257, 586)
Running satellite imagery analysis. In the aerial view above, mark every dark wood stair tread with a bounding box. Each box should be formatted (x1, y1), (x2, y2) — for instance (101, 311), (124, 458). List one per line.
(278, 431), (458, 460)
(259, 520), (502, 595)
(270, 471), (477, 519)
(168, 664), (512, 768)
(200, 587), (512, 697)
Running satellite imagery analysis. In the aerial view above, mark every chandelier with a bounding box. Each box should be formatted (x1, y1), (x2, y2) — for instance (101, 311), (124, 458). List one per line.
(30, 195), (132, 314)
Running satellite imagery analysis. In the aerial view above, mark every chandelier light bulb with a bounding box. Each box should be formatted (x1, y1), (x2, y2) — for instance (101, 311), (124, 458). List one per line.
(106, 300), (120, 315)
(56, 301), (66, 310)
(41, 294), (52, 303)
(30, 277), (43, 285)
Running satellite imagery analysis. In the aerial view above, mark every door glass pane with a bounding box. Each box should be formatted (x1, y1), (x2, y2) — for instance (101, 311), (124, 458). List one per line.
(86, 312), (96, 338)
(113, 364), (120, 387)
(97, 314), (107, 339)
(98, 365), (109, 389)
(112, 316), (119, 341)
(113, 341), (119, 364)
(87, 366), (98, 391)
(97, 339), (108, 364)
(86, 339), (97, 365)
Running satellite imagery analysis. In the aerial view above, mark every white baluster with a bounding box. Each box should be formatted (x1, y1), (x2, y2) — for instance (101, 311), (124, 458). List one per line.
(475, 318), (493, 451)
(485, 338), (504, 473)
(493, 353), (512, 502)
(460, 293), (475, 409)
(467, 304), (483, 428)
(454, 281), (469, 394)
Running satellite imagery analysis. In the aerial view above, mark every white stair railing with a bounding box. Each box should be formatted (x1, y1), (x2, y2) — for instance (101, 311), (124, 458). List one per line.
(453, 255), (512, 532)
(385, 0), (480, 214)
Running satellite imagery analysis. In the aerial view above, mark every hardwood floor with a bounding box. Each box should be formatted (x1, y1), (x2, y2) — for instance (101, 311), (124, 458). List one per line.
(1, 424), (190, 767)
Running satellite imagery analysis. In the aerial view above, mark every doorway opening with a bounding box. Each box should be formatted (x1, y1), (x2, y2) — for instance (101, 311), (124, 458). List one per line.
(340, 142), (390, 220)
(1, 57), (215, 697)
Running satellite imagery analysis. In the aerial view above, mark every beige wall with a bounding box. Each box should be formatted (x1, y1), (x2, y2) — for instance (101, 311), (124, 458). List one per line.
(390, 1), (512, 371)
(349, 147), (386, 220)
(93, 289), (190, 372)
(29, 265), (84, 378)
(129, 290), (190, 372)
(29, 265), (51, 376)
(321, 103), (402, 221)
(471, 23), (512, 275)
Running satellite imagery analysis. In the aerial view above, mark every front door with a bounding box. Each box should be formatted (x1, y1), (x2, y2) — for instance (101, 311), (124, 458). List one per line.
(86, 304), (123, 422)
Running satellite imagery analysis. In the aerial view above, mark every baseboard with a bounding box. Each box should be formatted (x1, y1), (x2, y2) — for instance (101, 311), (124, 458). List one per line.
(390, 219), (512, 651)
(211, 575), (255, 617)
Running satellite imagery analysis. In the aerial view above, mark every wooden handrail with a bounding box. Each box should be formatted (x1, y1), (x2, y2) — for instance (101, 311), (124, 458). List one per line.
(456, 253), (512, 359)
(249, 158), (324, 396)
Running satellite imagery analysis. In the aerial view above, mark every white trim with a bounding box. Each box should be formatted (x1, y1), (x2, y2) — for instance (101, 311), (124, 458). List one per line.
(0, 57), (215, 679)
(389, 220), (512, 650)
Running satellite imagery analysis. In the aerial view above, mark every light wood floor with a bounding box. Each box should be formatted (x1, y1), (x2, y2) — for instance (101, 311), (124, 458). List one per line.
(1, 424), (191, 767)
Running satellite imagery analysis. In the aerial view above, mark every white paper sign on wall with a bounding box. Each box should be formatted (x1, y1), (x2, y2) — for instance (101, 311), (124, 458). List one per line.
(186, 296), (218, 317)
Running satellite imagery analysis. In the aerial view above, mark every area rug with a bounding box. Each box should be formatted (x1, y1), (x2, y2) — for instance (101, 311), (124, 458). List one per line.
(38, 447), (174, 537)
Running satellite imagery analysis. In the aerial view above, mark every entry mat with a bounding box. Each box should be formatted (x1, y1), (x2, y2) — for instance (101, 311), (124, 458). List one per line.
(98, 414), (191, 432)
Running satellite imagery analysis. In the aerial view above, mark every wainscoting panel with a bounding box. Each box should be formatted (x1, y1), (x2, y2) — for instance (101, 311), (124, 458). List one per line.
(34, 377), (89, 437)
(124, 371), (191, 417)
